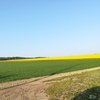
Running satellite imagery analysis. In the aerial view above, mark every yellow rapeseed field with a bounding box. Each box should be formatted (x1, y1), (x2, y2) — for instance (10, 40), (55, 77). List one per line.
(1, 54), (100, 62)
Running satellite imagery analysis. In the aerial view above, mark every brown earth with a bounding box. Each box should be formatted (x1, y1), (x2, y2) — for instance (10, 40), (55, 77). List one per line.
(0, 67), (100, 100)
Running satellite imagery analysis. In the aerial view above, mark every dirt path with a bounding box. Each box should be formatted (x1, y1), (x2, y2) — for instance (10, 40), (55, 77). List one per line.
(0, 67), (100, 100)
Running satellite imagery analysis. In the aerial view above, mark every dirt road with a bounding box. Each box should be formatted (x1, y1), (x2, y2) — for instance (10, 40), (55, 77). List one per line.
(0, 67), (100, 100)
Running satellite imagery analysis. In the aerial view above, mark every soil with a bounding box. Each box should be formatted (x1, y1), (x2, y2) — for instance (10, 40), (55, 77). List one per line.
(0, 67), (100, 100)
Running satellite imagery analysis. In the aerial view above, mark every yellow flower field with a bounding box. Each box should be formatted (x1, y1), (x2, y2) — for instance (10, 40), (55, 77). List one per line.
(1, 54), (100, 62)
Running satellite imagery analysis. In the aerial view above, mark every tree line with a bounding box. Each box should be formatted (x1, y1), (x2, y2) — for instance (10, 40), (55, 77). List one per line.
(0, 57), (46, 60)
(0, 57), (28, 60)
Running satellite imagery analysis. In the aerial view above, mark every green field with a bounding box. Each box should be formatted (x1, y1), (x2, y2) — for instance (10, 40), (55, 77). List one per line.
(0, 59), (100, 83)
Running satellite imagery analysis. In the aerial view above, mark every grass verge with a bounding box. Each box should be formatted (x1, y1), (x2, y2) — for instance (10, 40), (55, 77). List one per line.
(46, 69), (100, 100)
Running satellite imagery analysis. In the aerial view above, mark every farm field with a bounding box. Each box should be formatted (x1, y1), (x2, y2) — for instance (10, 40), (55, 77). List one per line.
(1, 54), (100, 62)
(0, 58), (100, 83)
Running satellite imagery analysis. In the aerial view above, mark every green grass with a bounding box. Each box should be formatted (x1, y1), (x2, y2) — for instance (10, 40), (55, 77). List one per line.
(0, 59), (100, 83)
(46, 69), (100, 100)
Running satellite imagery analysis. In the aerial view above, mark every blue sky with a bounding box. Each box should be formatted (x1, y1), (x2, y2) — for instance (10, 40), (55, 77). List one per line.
(0, 0), (100, 57)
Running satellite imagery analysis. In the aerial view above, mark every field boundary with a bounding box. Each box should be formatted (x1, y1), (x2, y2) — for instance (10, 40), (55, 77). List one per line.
(0, 66), (100, 90)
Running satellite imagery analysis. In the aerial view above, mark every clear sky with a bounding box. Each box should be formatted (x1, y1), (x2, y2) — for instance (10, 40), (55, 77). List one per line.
(0, 0), (100, 57)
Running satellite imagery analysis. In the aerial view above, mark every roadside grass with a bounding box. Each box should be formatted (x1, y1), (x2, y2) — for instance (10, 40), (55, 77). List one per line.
(0, 59), (100, 83)
(46, 69), (100, 100)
